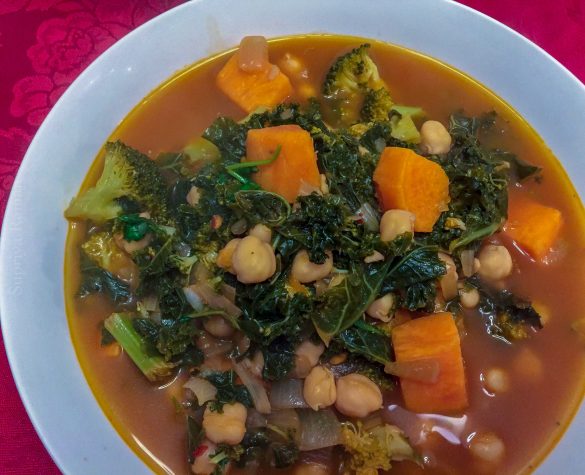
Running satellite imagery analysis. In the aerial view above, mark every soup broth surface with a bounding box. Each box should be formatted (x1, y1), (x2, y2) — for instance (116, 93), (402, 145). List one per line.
(66, 35), (585, 475)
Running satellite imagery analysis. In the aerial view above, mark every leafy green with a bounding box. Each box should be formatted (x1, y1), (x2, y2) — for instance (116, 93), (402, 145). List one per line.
(233, 190), (290, 227)
(421, 113), (511, 252)
(116, 213), (158, 241)
(272, 441), (299, 468)
(203, 117), (248, 165)
(77, 251), (133, 307)
(202, 370), (253, 411)
(261, 337), (295, 381)
(468, 276), (543, 342)
(312, 262), (390, 343)
(133, 316), (202, 364)
(339, 320), (392, 364)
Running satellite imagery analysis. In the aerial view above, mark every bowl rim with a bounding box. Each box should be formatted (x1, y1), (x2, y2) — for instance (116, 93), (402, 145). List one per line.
(1, 0), (585, 474)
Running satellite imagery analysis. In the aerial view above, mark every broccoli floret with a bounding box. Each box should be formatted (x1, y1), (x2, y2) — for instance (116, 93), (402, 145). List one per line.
(322, 44), (387, 125)
(65, 141), (168, 223)
(361, 87), (394, 122)
(341, 422), (420, 474)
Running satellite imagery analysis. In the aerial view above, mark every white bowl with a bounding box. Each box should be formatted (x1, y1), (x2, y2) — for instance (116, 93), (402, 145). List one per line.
(1, 0), (584, 473)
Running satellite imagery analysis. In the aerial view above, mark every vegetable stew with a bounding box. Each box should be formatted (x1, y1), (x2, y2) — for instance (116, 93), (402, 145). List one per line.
(64, 35), (585, 475)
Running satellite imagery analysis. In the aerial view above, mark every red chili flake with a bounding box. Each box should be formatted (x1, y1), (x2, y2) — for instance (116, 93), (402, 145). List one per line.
(211, 215), (223, 229)
(193, 444), (208, 458)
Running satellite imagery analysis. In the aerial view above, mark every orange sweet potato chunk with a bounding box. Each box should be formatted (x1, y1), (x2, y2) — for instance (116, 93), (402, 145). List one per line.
(246, 125), (320, 203)
(216, 54), (293, 113)
(373, 147), (450, 232)
(503, 194), (563, 260)
(392, 312), (468, 414)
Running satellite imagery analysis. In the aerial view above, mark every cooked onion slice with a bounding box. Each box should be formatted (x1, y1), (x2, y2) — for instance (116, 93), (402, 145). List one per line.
(183, 376), (217, 405)
(237, 36), (269, 72)
(233, 359), (271, 414)
(270, 379), (309, 410)
(268, 409), (301, 442)
(384, 358), (441, 384)
(460, 249), (476, 277)
(298, 408), (341, 451)
(184, 283), (242, 318)
(356, 202), (380, 232)
(197, 333), (233, 359)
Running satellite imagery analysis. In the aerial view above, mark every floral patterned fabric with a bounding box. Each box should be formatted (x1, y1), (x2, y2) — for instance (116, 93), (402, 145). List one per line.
(0, 1), (583, 473)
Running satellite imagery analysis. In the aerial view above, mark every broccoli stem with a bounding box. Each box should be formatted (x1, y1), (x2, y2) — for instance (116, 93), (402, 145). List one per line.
(104, 313), (173, 382)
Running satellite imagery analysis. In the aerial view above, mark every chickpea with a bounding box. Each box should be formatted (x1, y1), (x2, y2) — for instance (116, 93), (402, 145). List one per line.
(216, 238), (241, 273)
(513, 347), (543, 382)
(478, 245), (513, 281)
(438, 252), (458, 301)
(459, 284), (480, 309)
(186, 186), (201, 206)
(291, 250), (333, 283)
(380, 210), (415, 242)
(366, 294), (395, 322)
(279, 52), (306, 75)
(232, 235), (277, 284)
(483, 367), (510, 394)
(335, 374), (382, 418)
(292, 340), (325, 378)
(203, 315), (234, 338)
(202, 402), (247, 445)
(298, 83), (318, 100)
(303, 366), (337, 410)
(190, 439), (217, 475)
(420, 120), (452, 155)
(469, 432), (505, 464)
(293, 464), (330, 475)
(248, 223), (272, 243)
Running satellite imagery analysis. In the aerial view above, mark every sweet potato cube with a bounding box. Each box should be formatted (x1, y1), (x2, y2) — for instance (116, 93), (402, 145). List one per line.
(504, 194), (563, 260)
(391, 312), (468, 414)
(217, 54), (293, 113)
(373, 147), (450, 232)
(246, 125), (320, 203)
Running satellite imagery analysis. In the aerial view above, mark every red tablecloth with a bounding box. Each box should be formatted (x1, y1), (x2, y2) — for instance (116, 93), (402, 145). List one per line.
(0, 1), (583, 473)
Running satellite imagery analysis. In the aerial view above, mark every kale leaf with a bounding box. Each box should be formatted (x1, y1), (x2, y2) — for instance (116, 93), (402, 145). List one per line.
(202, 370), (253, 411)
(233, 190), (290, 227)
(339, 319), (392, 364)
(77, 251), (133, 307)
(468, 276), (543, 342)
(261, 336), (295, 381)
(312, 261), (390, 344)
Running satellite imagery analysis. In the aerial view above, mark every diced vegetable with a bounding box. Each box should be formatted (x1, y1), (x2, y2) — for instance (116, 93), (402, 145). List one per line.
(297, 408), (342, 451)
(391, 312), (468, 414)
(245, 125), (321, 202)
(216, 54), (293, 113)
(104, 313), (174, 382)
(504, 194), (563, 260)
(373, 147), (450, 232)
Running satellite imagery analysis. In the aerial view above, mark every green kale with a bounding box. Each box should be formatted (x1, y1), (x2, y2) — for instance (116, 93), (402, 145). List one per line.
(77, 251), (133, 307)
(272, 441), (299, 468)
(339, 319), (392, 364)
(312, 261), (391, 344)
(261, 337), (295, 381)
(468, 276), (543, 342)
(203, 117), (248, 165)
(232, 190), (290, 227)
(133, 316), (202, 365)
(202, 370), (253, 411)
(116, 213), (158, 241)
(327, 352), (395, 391)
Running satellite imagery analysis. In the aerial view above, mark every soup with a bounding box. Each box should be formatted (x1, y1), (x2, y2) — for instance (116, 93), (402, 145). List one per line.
(64, 35), (585, 475)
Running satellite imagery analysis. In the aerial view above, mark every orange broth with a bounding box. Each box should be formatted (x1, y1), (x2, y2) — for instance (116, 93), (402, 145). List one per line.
(65, 35), (585, 475)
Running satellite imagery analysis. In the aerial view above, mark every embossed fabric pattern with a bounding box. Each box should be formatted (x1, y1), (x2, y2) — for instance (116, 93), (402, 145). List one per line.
(0, 1), (583, 473)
